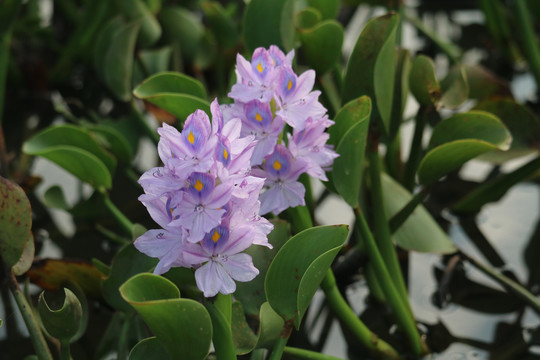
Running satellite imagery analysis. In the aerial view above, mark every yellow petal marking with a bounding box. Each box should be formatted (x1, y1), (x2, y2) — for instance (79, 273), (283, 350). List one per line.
(255, 112), (263, 122)
(257, 62), (263, 73)
(287, 78), (292, 91)
(273, 160), (282, 171)
(187, 131), (195, 144)
(223, 147), (229, 160)
(211, 230), (221, 243)
(194, 179), (204, 192)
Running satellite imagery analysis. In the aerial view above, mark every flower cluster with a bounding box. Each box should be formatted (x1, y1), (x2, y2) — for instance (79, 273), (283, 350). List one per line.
(225, 45), (338, 215)
(135, 46), (337, 297)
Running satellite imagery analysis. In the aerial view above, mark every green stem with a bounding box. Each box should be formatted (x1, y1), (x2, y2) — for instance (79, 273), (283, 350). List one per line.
(60, 339), (71, 360)
(131, 100), (159, 145)
(204, 301), (237, 360)
(320, 270), (402, 360)
(95, 224), (130, 245)
(268, 332), (290, 360)
(367, 145), (410, 312)
(102, 195), (134, 236)
(318, 73), (341, 118)
(117, 313), (133, 360)
(283, 346), (345, 360)
(354, 207), (424, 356)
(9, 270), (53, 360)
(249, 349), (265, 360)
(514, 0), (540, 88)
(385, 135), (402, 181)
(403, 106), (428, 192)
(389, 186), (429, 233)
(461, 250), (540, 315)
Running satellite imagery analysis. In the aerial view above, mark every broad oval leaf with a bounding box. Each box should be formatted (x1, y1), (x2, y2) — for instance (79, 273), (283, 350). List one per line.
(23, 124), (116, 174)
(129, 337), (170, 360)
(265, 225), (349, 329)
(464, 65), (511, 100)
(296, 8), (322, 30)
(307, 0), (339, 20)
(343, 13), (398, 134)
(117, 0), (161, 47)
(299, 20), (344, 74)
(381, 174), (456, 253)
(0, 177), (32, 267)
(120, 273), (212, 360)
(88, 124), (135, 165)
(243, 0), (295, 52)
(94, 17), (140, 102)
(161, 7), (204, 61)
(12, 233), (34, 276)
(38, 288), (83, 342)
(138, 94), (210, 124)
(328, 96), (371, 208)
(409, 55), (440, 106)
(43, 185), (69, 210)
(202, 2), (239, 49)
(389, 48), (411, 139)
(23, 145), (112, 190)
(440, 66), (469, 108)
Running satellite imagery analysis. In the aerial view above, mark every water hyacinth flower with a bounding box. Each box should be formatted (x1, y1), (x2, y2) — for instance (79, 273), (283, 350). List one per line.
(135, 45), (338, 296)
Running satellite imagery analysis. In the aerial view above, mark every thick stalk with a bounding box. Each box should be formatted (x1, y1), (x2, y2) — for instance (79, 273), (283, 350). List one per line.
(514, 0), (540, 88)
(60, 339), (71, 360)
(403, 106), (428, 191)
(8, 269), (53, 360)
(320, 270), (402, 360)
(367, 144), (410, 312)
(205, 301), (237, 360)
(354, 207), (424, 356)
(283, 346), (345, 360)
(268, 331), (290, 360)
(389, 186), (429, 233)
(102, 195), (134, 236)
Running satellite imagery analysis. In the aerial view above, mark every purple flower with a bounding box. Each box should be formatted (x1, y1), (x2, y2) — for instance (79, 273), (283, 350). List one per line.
(134, 228), (187, 275)
(253, 144), (307, 215)
(183, 222), (259, 297)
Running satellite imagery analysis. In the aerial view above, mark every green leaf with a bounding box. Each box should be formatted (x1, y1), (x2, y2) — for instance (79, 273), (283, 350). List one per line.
(299, 20), (344, 74)
(120, 273), (212, 360)
(328, 96), (371, 208)
(409, 55), (440, 106)
(117, 0), (161, 47)
(381, 174), (456, 253)
(24, 146), (112, 189)
(87, 124), (135, 165)
(296, 8), (322, 30)
(231, 302), (258, 354)
(133, 72), (210, 123)
(464, 65), (511, 100)
(202, 1), (239, 49)
(235, 220), (291, 315)
(23, 124), (117, 174)
(474, 98), (540, 162)
(161, 7), (204, 61)
(138, 47), (173, 76)
(243, 0), (295, 52)
(43, 185), (69, 210)
(101, 243), (158, 312)
(343, 13), (399, 134)
(0, 177), (32, 267)
(440, 66), (469, 108)
(38, 288), (83, 342)
(265, 225), (349, 329)
(388, 48), (411, 139)
(94, 17), (140, 101)
(129, 337), (170, 360)
(307, 0), (339, 20)
(12, 233), (34, 276)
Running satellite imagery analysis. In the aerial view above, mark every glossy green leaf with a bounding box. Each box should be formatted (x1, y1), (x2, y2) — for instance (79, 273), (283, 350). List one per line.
(265, 225), (349, 329)
(102, 243), (158, 312)
(343, 13), (398, 134)
(129, 337), (170, 360)
(88, 124), (135, 165)
(24, 146), (112, 189)
(328, 96), (371, 208)
(440, 66), (469, 108)
(235, 219), (291, 315)
(12, 233), (34, 276)
(38, 288), (83, 342)
(23, 124), (116, 174)
(299, 20), (344, 74)
(231, 302), (258, 354)
(43, 185), (69, 210)
(94, 17), (140, 101)
(120, 273), (212, 360)
(409, 55), (440, 106)
(474, 98), (540, 162)
(296, 8), (322, 30)
(382, 174), (456, 253)
(388, 48), (411, 138)
(202, 2), (239, 49)
(0, 177), (32, 267)
(243, 0), (295, 52)
(464, 65), (511, 100)
(133, 72), (206, 99)
(161, 7), (204, 61)
(133, 72), (209, 123)
(307, 0), (339, 20)
(138, 47), (172, 76)
(117, 0), (161, 47)
(205, 301), (236, 359)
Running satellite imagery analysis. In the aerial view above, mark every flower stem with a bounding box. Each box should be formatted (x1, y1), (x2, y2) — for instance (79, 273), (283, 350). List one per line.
(8, 268), (53, 360)
(389, 186), (429, 233)
(102, 195), (134, 236)
(403, 106), (428, 192)
(268, 331), (290, 360)
(283, 346), (345, 360)
(320, 270), (403, 360)
(354, 207), (425, 356)
(60, 339), (71, 360)
(204, 301), (237, 360)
